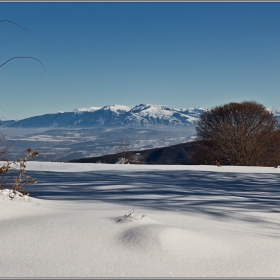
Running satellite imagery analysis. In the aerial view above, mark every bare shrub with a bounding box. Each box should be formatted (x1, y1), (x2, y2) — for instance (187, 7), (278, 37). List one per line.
(0, 148), (39, 199)
(194, 101), (280, 166)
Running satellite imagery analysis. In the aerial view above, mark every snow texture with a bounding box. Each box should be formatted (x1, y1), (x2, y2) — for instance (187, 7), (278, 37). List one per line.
(0, 161), (280, 277)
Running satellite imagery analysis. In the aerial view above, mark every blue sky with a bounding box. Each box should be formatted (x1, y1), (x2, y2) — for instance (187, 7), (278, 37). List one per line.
(1, 2), (280, 120)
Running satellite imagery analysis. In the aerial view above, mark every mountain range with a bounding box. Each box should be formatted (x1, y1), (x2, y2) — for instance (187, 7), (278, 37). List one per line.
(2, 104), (206, 128)
(2, 104), (280, 128)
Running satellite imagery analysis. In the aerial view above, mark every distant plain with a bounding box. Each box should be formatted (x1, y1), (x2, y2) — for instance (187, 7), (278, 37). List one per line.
(1, 127), (196, 162)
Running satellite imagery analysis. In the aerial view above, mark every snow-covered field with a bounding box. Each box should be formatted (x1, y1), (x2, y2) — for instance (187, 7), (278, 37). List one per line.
(1, 162), (280, 277)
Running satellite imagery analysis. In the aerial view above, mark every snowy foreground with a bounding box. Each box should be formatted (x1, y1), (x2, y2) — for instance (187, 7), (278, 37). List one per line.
(1, 162), (280, 278)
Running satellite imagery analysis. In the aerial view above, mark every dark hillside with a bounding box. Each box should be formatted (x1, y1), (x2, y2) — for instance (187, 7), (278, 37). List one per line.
(69, 141), (199, 165)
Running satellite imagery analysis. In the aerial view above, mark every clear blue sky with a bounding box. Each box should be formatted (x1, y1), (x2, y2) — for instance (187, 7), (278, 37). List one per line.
(1, 2), (280, 120)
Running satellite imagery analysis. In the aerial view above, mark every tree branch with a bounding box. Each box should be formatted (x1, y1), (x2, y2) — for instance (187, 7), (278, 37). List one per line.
(0, 56), (45, 79)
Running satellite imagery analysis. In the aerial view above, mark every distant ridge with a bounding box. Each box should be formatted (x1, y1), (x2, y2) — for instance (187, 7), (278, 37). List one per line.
(2, 104), (280, 128)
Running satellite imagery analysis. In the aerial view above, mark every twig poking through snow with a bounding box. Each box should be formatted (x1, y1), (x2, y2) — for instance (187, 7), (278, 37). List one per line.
(116, 208), (146, 223)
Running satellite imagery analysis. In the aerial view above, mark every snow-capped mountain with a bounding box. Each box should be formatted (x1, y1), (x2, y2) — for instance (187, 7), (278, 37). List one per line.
(3, 104), (206, 128)
(2, 104), (280, 129)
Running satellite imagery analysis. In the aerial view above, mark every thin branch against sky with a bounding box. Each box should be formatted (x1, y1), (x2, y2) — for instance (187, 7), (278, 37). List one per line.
(0, 19), (44, 79)
(0, 56), (45, 80)
(0, 19), (30, 30)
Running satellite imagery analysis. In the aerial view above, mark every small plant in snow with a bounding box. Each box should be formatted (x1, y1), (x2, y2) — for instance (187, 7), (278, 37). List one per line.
(116, 208), (146, 223)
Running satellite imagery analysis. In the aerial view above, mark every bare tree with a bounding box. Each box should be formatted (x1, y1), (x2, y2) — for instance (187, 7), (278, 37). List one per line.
(194, 101), (280, 166)
(115, 138), (131, 164)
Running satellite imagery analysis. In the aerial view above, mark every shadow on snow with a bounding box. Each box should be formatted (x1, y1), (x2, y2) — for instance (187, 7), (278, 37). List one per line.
(26, 168), (280, 226)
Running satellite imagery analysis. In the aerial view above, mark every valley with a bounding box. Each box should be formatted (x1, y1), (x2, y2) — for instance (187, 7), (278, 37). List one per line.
(1, 126), (196, 162)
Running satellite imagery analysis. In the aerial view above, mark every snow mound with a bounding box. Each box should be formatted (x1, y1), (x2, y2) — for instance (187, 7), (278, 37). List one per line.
(117, 221), (233, 259)
(114, 207), (233, 256)
(118, 225), (162, 249)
